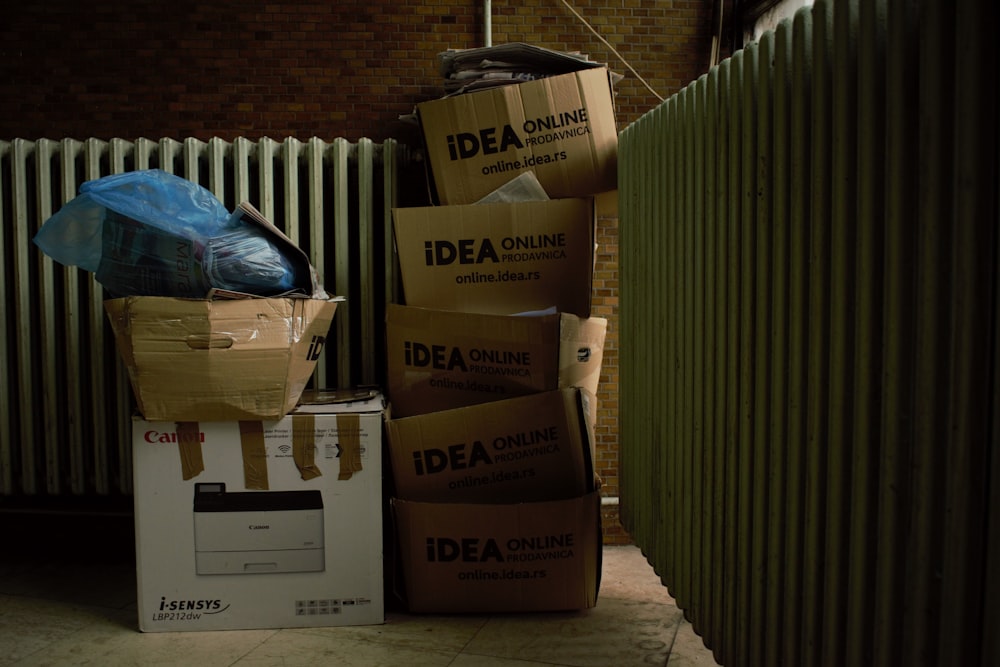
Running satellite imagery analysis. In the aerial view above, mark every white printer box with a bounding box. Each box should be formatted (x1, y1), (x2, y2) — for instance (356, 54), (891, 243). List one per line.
(132, 393), (385, 632)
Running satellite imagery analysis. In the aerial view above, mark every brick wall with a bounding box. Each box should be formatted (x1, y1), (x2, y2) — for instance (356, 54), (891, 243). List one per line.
(1, 0), (717, 545)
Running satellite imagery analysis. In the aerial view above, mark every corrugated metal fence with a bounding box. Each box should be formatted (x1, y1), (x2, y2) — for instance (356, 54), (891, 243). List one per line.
(0, 136), (415, 498)
(618, 0), (997, 666)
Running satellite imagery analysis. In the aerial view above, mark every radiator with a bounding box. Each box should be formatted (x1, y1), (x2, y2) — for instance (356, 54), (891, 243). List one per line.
(618, 1), (997, 667)
(0, 136), (415, 498)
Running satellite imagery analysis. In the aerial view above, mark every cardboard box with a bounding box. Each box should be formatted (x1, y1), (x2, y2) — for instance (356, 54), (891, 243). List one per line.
(385, 303), (606, 418)
(392, 198), (595, 317)
(391, 491), (602, 613)
(417, 67), (618, 205)
(132, 395), (385, 631)
(387, 388), (596, 503)
(105, 296), (338, 422)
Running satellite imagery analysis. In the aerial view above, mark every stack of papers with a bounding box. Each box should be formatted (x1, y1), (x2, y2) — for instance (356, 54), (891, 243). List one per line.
(436, 43), (620, 96)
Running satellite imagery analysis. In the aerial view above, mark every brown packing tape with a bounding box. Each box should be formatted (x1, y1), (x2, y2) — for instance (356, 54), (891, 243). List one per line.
(238, 421), (269, 490)
(558, 314), (607, 397)
(292, 414), (323, 481)
(175, 422), (205, 480)
(337, 413), (363, 481)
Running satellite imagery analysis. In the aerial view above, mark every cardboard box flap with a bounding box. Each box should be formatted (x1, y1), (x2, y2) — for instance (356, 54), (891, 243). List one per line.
(558, 313), (607, 396)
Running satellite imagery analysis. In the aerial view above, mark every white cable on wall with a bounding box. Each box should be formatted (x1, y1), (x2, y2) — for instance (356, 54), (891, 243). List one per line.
(556, 0), (665, 102)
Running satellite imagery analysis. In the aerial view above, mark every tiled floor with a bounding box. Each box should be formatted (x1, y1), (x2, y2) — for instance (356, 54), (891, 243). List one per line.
(0, 511), (720, 666)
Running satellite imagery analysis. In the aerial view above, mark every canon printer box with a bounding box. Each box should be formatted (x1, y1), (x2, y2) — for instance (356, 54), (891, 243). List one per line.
(131, 393), (385, 632)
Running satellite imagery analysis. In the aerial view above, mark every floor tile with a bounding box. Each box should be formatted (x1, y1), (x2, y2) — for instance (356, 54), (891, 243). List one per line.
(599, 546), (676, 605)
(293, 611), (489, 654)
(0, 561), (135, 611)
(448, 655), (573, 667)
(666, 621), (719, 667)
(462, 597), (683, 667)
(0, 595), (114, 666)
(233, 629), (455, 666)
(4, 595), (273, 667)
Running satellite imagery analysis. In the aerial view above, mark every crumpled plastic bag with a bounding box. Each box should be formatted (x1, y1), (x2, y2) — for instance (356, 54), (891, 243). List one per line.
(33, 169), (304, 298)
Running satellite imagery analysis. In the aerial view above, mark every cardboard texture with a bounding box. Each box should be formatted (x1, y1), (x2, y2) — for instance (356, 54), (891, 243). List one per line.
(391, 198), (596, 317)
(417, 67), (618, 205)
(386, 388), (596, 503)
(392, 491), (602, 613)
(385, 304), (606, 418)
(105, 296), (338, 422)
(132, 395), (385, 632)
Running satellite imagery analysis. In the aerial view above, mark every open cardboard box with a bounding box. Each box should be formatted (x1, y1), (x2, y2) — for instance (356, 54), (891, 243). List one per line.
(104, 202), (341, 423)
(417, 67), (618, 205)
(391, 490), (602, 614)
(392, 197), (596, 318)
(385, 303), (606, 418)
(106, 295), (338, 422)
(386, 388), (596, 503)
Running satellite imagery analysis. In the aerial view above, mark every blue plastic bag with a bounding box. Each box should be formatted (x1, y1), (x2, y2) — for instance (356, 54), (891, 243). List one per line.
(33, 169), (301, 298)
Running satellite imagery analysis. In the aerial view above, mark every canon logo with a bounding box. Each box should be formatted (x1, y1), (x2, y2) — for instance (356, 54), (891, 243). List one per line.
(144, 430), (204, 444)
(249, 524), (269, 530)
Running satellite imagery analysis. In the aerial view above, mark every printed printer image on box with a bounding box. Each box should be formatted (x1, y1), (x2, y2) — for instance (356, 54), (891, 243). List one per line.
(192, 483), (325, 575)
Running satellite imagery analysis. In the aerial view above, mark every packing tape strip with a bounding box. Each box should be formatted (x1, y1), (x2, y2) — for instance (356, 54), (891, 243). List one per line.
(175, 422), (204, 480)
(292, 414), (323, 481)
(558, 316), (607, 396)
(238, 421), (269, 490)
(337, 413), (363, 480)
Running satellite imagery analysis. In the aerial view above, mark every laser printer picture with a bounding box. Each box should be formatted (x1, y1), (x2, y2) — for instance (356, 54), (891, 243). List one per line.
(193, 482), (325, 575)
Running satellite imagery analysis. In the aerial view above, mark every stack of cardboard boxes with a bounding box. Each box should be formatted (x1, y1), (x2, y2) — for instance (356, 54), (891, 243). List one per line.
(385, 60), (619, 613)
(107, 205), (387, 632)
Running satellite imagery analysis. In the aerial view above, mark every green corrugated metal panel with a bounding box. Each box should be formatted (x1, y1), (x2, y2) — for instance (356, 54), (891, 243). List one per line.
(618, 0), (997, 666)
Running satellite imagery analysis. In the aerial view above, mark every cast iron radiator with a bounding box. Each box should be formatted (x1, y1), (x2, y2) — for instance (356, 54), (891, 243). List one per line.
(0, 136), (415, 498)
(618, 1), (997, 666)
